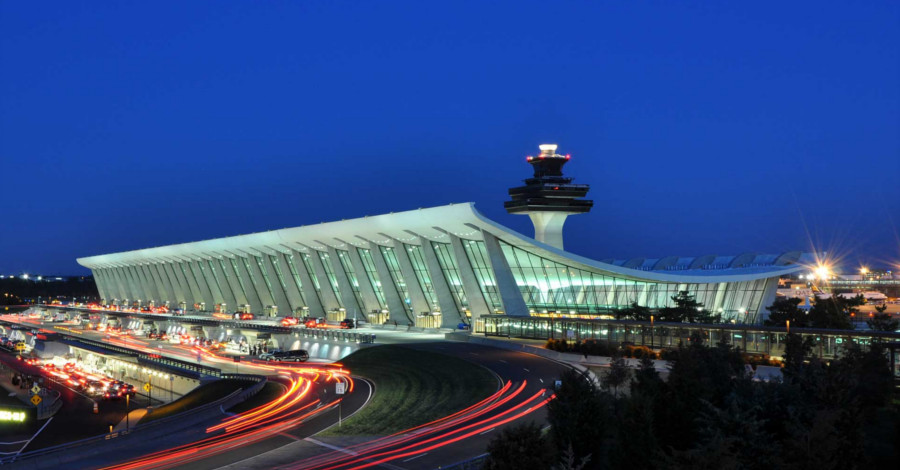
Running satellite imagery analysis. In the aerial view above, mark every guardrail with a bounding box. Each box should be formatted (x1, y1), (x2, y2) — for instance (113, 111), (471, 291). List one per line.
(24, 308), (378, 344)
(55, 335), (224, 378)
(0, 375), (267, 467)
(294, 328), (377, 344)
(35, 389), (62, 420)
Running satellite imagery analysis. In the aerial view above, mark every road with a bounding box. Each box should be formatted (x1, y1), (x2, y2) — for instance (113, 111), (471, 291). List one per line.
(180, 342), (571, 470)
(4, 312), (574, 469)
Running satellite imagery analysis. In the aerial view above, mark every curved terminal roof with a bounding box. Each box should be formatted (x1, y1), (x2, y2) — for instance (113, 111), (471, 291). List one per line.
(78, 203), (813, 284)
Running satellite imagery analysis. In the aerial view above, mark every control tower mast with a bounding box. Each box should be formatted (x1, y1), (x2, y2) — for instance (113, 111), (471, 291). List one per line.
(504, 144), (593, 250)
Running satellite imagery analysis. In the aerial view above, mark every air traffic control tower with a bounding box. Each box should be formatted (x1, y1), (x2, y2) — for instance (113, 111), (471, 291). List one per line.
(505, 144), (593, 250)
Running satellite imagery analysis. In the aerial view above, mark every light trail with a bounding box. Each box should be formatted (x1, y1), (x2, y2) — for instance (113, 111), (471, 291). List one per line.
(286, 381), (537, 470)
(292, 387), (552, 470)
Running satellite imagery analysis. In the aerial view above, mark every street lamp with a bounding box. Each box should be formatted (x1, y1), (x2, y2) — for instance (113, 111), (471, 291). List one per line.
(650, 315), (654, 349)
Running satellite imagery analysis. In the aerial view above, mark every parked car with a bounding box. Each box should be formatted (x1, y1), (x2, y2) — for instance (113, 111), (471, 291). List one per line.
(260, 349), (310, 362)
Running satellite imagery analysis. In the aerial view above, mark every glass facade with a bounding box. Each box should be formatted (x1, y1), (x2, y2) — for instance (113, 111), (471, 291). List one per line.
(379, 246), (413, 315)
(500, 240), (770, 321)
(283, 253), (308, 305)
(188, 261), (210, 301)
(431, 242), (468, 312)
(300, 253), (322, 293)
(336, 250), (366, 311)
(206, 260), (225, 302)
(240, 257), (262, 302)
(317, 251), (344, 307)
(268, 254), (291, 306)
(222, 258), (247, 303)
(177, 262), (196, 300)
(461, 239), (503, 310)
(357, 248), (387, 309)
(253, 255), (277, 303)
(404, 244), (439, 311)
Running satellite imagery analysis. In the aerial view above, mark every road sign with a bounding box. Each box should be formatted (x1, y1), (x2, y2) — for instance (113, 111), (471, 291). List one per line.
(335, 382), (345, 395)
(31, 395), (42, 406)
(143, 383), (152, 392)
(30, 385), (40, 395)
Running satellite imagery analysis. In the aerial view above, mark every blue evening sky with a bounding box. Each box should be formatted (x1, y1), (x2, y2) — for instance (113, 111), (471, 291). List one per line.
(1, 1), (898, 275)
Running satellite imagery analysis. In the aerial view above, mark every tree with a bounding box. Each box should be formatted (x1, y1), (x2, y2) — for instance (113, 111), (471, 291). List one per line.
(484, 421), (554, 470)
(866, 303), (898, 331)
(764, 297), (808, 328)
(546, 369), (612, 469)
(618, 302), (652, 321)
(658, 291), (716, 323)
(807, 295), (854, 330)
(781, 333), (816, 377)
(603, 354), (630, 398)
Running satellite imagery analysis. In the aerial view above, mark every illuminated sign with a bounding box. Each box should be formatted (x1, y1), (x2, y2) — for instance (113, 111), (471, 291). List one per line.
(0, 409), (26, 422)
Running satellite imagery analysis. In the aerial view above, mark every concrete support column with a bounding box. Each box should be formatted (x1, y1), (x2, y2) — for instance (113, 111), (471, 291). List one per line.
(162, 261), (189, 307)
(327, 247), (363, 319)
(143, 264), (167, 304)
(346, 247), (382, 314)
(260, 253), (292, 317)
(244, 253), (279, 316)
(139, 264), (162, 304)
(390, 243), (431, 316)
(165, 260), (195, 308)
(206, 259), (237, 310)
(273, 252), (305, 313)
(231, 255), (264, 315)
(197, 260), (225, 306)
(117, 267), (140, 303)
(217, 257), (247, 308)
(288, 249), (326, 318)
(176, 259), (204, 310)
(125, 266), (144, 303)
(112, 267), (131, 301)
(110, 267), (129, 301)
(367, 245), (412, 323)
(418, 241), (463, 328)
(482, 232), (530, 316)
(189, 259), (217, 310)
(92, 269), (110, 301)
(450, 235), (491, 322)
(305, 248), (341, 312)
(151, 263), (178, 306)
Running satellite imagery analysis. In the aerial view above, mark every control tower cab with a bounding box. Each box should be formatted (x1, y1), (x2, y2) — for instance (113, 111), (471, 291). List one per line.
(504, 144), (593, 250)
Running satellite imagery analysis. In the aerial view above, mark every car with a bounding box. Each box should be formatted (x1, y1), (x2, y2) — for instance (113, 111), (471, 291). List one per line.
(261, 349), (309, 362)
(239, 313), (255, 321)
(281, 316), (299, 327)
(86, 380), (106, 396)
(339, 318), (355, 329)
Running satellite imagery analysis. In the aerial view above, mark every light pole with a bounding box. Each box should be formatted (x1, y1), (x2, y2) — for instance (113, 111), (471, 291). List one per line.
(650, 315), (655, 349)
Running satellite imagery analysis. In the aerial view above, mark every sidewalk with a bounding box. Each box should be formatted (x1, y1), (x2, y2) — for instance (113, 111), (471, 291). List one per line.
(0, 358), (43, 407)
(113, 408), (149, 432)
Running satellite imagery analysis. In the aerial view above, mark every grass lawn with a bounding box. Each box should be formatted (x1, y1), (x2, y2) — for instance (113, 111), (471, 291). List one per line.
(139, 378), (249, 424)
(228, 380), (285, 414)
(320, 345), (497, 436)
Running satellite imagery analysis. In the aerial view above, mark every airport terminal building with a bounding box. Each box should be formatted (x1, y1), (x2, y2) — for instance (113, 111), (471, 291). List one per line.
(77, 145), (812, 328)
